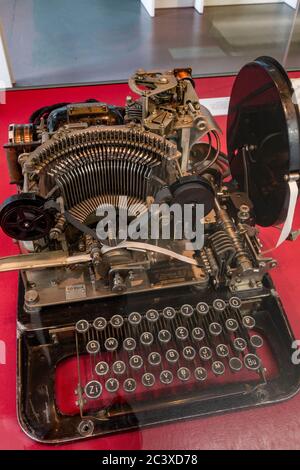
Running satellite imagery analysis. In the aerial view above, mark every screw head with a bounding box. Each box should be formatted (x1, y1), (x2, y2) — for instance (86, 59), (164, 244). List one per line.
(25, 289), (39, 304)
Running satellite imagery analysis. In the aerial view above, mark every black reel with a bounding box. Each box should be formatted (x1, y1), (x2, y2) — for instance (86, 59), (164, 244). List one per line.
(227, 56), (300, 227)
(0, 193), (54, 241)
(155, 175), (215, 216)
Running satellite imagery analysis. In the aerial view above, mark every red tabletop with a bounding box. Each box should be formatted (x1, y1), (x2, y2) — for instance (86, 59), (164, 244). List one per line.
(0, 75), (300, 450)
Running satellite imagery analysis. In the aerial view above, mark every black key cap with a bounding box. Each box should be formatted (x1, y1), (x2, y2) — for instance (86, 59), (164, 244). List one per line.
(229, 297), (242, 309)
(244, 353), (261, 371)
(242, 315), (255, 329)
(160, 370), (173, 385)
(192, 327), (205, 341)
(146, 309), (159, 323)
(95, 361), (109, 376)
(140, 331), (154, 346)
(165, 349), (179, 363)
(216, 343), (229, 358)
(112, 360), (126, 375)
(105, 337), (118, 351)
(212, 361), (225, 375)
(250, 335), (263, 348)
(209, 322), (222, 336)
(225, 318), (239, 332)
(196, 302), (209, 315)
(177, 367), (191, 381)
(86, 340), (100, 354)
(142, 372), (155, 387)
(85, 380), (102, 399)
(180, 304), (194, 317)
(229, 357), (243, 372)
(199, 346), (212, 361)
(213, 299), (226, 312)
(128, 311), (142, 326)
(148, 351), (162, 366)
(183, 346), (196, 361)
(75, 319), (89, 333)
(129, 354), (143, 370)
(123, 378), (136, 393)
(233, 337), (247, 352)
(163, 306), (176, 320)
(194, 367), (207, 381)
(105, 378), (119, 393)
(93, 317), (107, 331)
(158, 329), (172, 343)
(111, 314), (123, 328)
(123, 337), (136, 351)
(175, 326), (189, 340)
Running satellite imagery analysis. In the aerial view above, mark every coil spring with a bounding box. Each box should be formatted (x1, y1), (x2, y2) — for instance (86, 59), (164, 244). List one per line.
(209, 230), (236, 265)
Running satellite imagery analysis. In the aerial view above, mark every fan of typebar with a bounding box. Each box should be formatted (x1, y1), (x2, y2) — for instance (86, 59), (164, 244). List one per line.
(0, 59), (300, 443)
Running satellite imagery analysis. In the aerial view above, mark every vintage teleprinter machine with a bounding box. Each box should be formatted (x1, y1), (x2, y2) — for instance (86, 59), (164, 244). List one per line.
(0, 57), (300, 443)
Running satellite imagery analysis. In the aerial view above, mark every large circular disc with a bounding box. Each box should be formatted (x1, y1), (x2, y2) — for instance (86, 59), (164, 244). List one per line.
(227, 56), (300, 227)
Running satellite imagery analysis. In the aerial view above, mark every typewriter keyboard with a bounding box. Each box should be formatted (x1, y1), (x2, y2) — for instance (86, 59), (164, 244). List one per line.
(56, 297), (278, 416)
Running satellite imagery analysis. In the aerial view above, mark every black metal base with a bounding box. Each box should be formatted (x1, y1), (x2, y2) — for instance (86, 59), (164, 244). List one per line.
(17, 275), (300, 444)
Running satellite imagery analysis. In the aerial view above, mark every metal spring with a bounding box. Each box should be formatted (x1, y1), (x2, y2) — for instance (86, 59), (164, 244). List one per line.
(217, 208), (253, 272)
(209, 230), (236, 265)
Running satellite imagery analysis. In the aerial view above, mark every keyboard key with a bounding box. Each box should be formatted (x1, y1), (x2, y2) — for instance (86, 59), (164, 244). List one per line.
(213, 299), (226, 312)
(93, 317), (107, 331)
(112, 360), (126, 375)
(163, 306), (176, 320)
(183, 346), (196, 361)
(229, 297), (242, 309)
(148, 351), (162, 366)
(95, 361), (109, 376)
(194, 367), (207, 381)
(250, 335), (263, 348)
(75, 319), (89, 333)
(216, 344), (229, 358)
(128, 311), (142, 326)
(225, 318), (239, 332)
(175, 326), (189, 340)
(177, 367), (191, 381)
(85, 380), (102, 399)
(111, 314), (124, 328)
(123, 378), (136, 393)
(209, 322), (222, 336)
(158, 329), (172, 343)
(104, 337), (118, 351)
(229, 357), (243, 372)
(212, 361), (225, 375)
(129, 355), (143, 370)
(160, 370), (173, 385)
(199, 346), (212, 361)
(142, 372), (155, 387)
(105, 378), (119, 393)
(146, 309), (159, 322)
(196, 302), (209, 315)
(244, 353), (261, 371)
(192, 327), (205, 341)
(180, 304), (194, 317)
(165, 349), (179, 363)
(86, 340), (100, 354)
(242, 315), (255, 329)
(233, 337), (247, 352)
(123, 337), (136, 351)
(140, 331), (154, 346)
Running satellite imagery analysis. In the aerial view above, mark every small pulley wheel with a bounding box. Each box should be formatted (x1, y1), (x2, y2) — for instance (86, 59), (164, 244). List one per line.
(0, 193), (54, 241)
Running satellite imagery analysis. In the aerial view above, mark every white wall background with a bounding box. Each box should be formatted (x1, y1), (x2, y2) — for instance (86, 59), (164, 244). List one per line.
(142, 0), (298, 16)
(0, 23), (13, 89)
